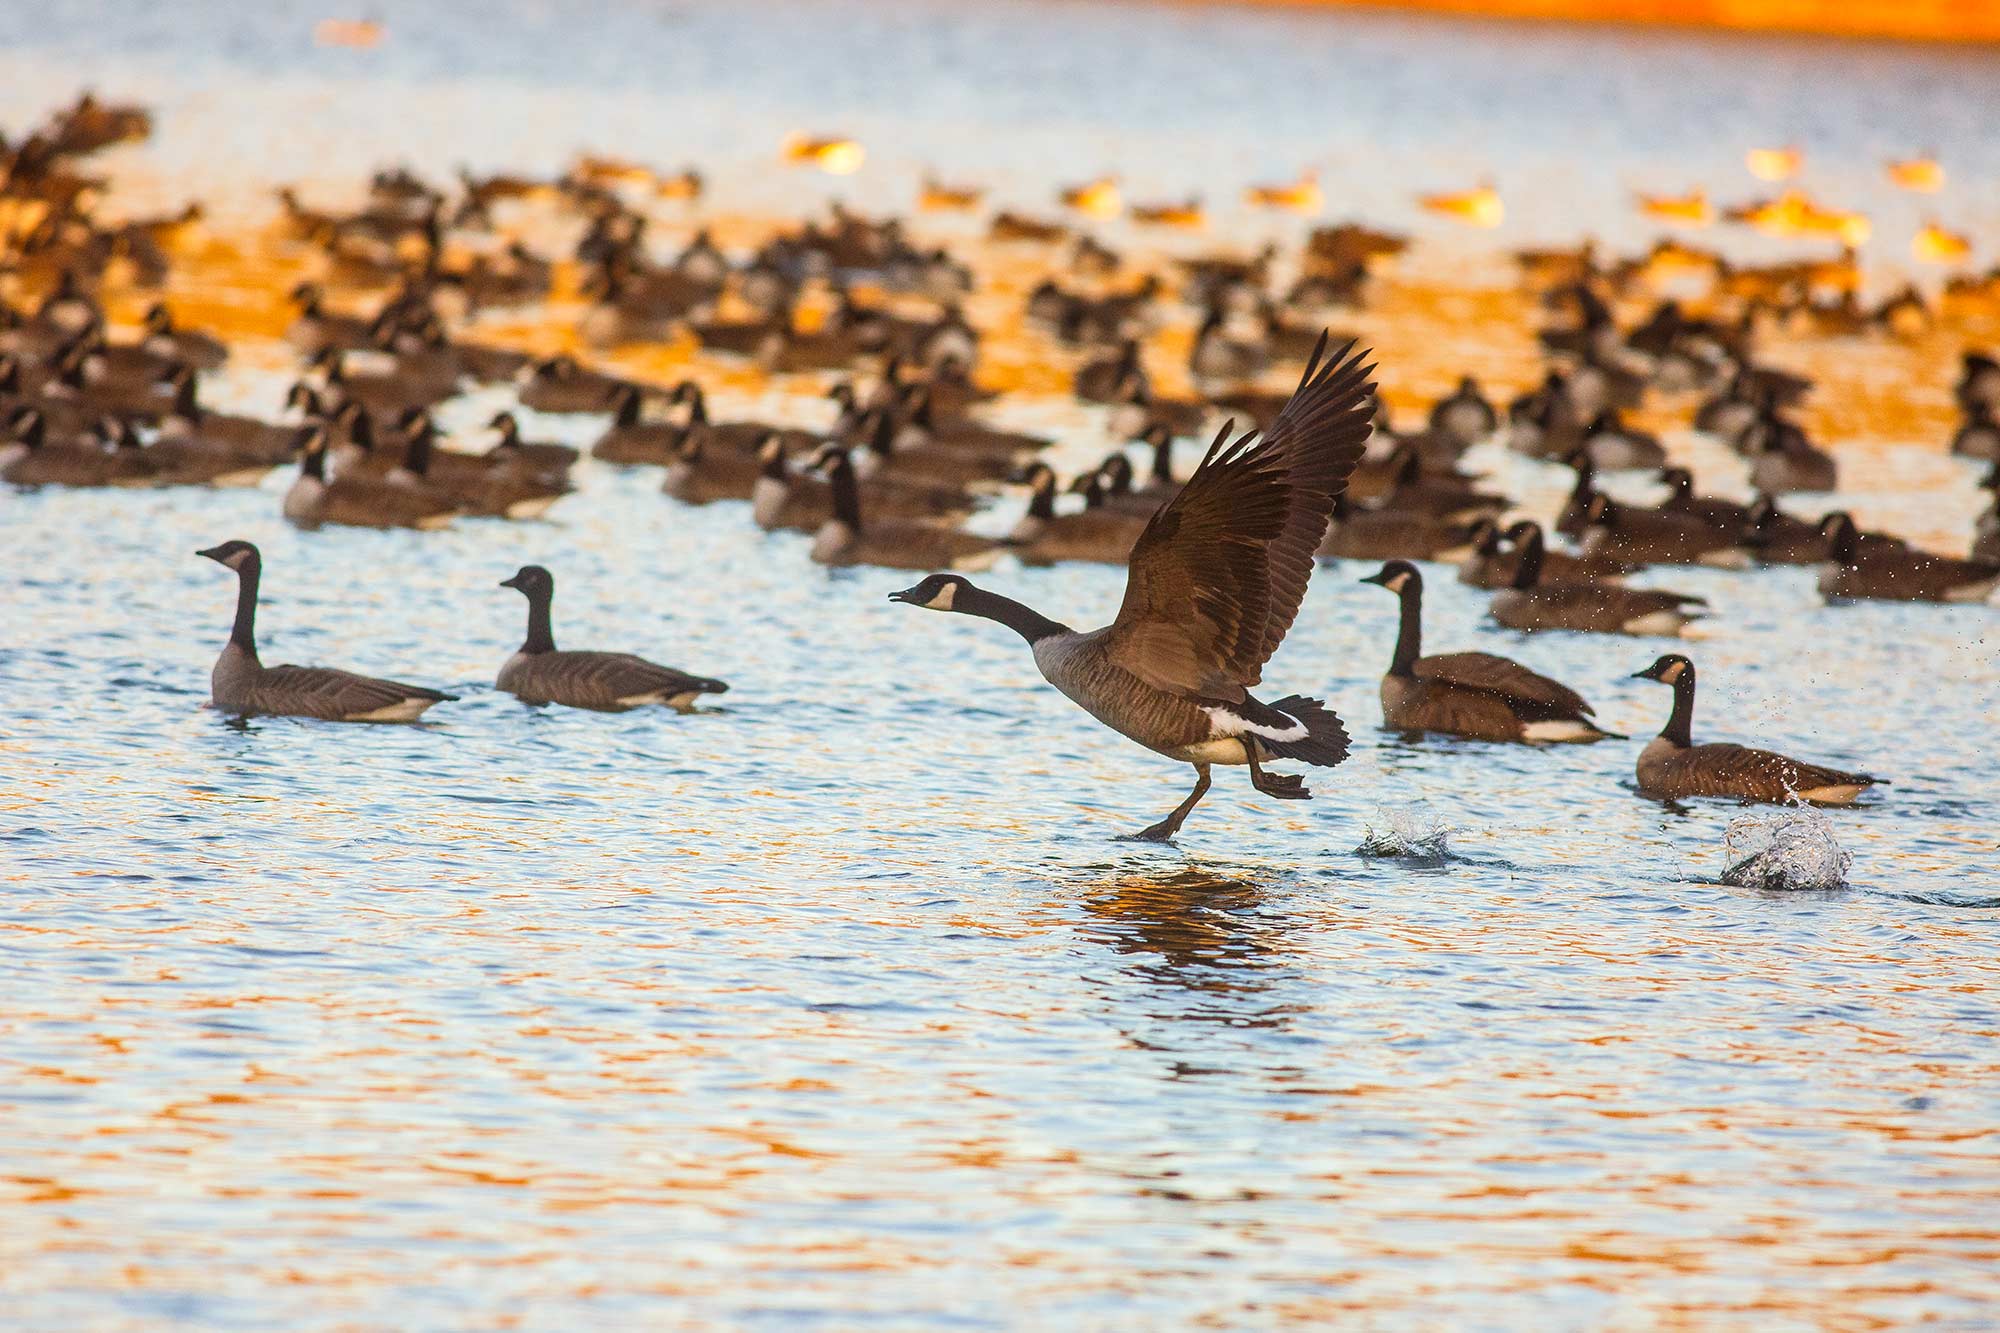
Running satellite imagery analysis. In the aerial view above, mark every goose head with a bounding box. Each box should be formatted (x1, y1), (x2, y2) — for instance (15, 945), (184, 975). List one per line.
(1631, 653), (1693, 685)
(499, 565), (554, 597)
(197, 539), (260, 574)
(1359, 559), (1420, 594)
(889, 573), (975, 612)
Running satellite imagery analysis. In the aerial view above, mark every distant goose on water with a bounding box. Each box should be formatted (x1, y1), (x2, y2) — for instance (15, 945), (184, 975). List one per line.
(1360, 560), (1614, 743)
(1630, 654), (1882, 806)
(891, 335), (1373, 841)
(197, 540), (456, 721)
(496, 565), (728, 711)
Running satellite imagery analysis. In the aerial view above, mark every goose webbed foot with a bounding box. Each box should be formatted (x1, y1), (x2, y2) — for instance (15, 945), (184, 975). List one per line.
(1126, 763), (1212, 842)
(1248, 751), (1312, 800)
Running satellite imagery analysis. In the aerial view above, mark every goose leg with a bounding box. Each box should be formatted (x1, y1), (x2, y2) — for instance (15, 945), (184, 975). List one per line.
(1247, 746), (1311, 800)
(1131, 763), (1211, 841)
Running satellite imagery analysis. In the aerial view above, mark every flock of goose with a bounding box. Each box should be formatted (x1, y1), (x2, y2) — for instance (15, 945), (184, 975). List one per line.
(8, 93), (1991, 837)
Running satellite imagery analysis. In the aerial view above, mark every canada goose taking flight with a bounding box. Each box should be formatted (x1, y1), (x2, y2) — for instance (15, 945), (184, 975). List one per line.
(196, 540), (456, 721)
(1631, 654), (1882, 806)
(495, 566), (728, 711)
(1817, 512), (1999, 603)
(1361, 561), (1613, 743)
(891, 336), (1373, 841)
(1491, 521), (1706, 635)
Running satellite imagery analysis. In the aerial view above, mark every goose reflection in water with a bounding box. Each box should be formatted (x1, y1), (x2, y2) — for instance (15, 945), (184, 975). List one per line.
(1064, 863), (1306, 1044)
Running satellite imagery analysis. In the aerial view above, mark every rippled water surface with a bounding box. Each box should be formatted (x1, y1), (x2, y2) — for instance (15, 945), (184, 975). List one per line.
(6, 1), (2000, 1328)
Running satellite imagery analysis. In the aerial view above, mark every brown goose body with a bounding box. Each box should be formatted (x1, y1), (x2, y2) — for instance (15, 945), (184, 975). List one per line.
(1490, 523), (1703, 635)
(1317, 493), (1473, 562)
(517, 356), (632, 413)
(591, 387), (683, 464)
(751, 439), (971, 533)
(1363, 562), (1612, 743)
(1817, 513), (1999, 603)
(1580, 494), (1751, 567)
(1457, 520), (1627, 588)
(1007, 466), (1150, 565)
(811, 447), (1000, 571)
(1631, 655), (1881, 806)
(495, 566), (728, 711)
(663, 434), (763, 505)
(283, 428), (457, 530)
(892, 335), (1375, 841)
(197, 541), (455, 722)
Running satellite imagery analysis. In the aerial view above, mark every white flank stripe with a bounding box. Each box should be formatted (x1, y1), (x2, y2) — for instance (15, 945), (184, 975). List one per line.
(1202, 706), (1307, 743)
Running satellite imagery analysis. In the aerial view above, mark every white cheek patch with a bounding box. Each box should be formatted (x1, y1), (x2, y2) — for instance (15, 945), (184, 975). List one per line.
(1202, 705), (1307, 743)
(926, 583), (958, 611)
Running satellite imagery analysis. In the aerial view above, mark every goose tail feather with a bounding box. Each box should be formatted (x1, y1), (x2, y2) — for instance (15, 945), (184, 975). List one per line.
(1262, 695), (1350, 769)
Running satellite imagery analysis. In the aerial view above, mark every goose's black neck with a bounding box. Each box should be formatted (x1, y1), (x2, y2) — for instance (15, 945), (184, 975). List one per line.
(827, 454), (863, 531)
(521, 586), (556, 654)
(1511, 527), (1547, 589)
(1387, 578), (1423, 676)
(1027, 473), (1056, 520)
(1660, 668), (1695, 746)
(957, 584), (1069, 645)
(228, 559), (261, 655)
(1149, 433), (1173, 486)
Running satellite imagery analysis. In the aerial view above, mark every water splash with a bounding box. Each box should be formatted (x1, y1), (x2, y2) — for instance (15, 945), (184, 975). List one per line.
(1357, 800), (1453, 862)
(1720, 810), (1853, 891)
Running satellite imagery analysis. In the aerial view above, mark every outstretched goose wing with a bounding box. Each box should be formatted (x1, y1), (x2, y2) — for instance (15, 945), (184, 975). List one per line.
(1107, 335), (1374, 699)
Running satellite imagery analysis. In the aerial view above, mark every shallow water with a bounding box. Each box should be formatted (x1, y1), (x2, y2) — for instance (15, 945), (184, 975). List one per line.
(7, 1), (2000, 1328)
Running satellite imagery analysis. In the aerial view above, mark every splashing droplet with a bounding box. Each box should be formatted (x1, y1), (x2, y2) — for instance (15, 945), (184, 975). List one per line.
(1720, 810), (1852, 891)
(1357, 800), (1452, 861)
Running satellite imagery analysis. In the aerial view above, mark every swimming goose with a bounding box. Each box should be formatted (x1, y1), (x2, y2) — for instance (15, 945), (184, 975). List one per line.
(1428, 376), (1497, 448)
(517, 355), (632, 414)
(483, 411), (579, 474)
(495, 566), (727, 711)
(890, 336), (1373, 840)
(108, 415), (266, 487)
(1740, 413), (1837, 493)
(310, 347), (456, 416)
(156, 370), (298, 463)
(1631, 654), (1881, 806)
(197, 540), (455, 721)
(286, 283), (375, 354)
(591, 385), (684, 464)
(663, 429), (763, 504)
(1075, 340), (1144, 404)
(1360, 442), (1506, 520)
(393, 410), (569, 519)
(1578, 409), (1667, 471)
(1817, 513), (1999, 603)
(1189, 309), (1269, 382)
(139, 303), (227, 369)
(1951, 403), (1999, 460)
(753, 438), (971, 533)
(1008, 463), (1151, 564)
(811, 446), (1000, 571)
(1318, 490), (1474, 562)
(1581, 494), (1751, 567)
(283, 424), (457, 530)
(1491, 522), (1706, 635)
(1457, 518), (1625, 587)
(2, 406), (153, 486)
(1361, 561), (1613, 743)
(1657, 466), (1753, 531)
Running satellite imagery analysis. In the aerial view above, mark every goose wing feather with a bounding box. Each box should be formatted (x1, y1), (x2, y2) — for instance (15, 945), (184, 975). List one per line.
(513, 651), (724, 708)
(256, 665), (453, 720)
(1413, 651), (1593, 718)
(1651, 742), (1875, 801)
(1109, 336), (1374, 698)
